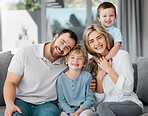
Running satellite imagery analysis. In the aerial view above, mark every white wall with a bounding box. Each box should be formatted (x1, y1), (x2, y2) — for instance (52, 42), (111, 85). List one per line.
(141, 0), (148, 57)
(1, 10), (38, 52)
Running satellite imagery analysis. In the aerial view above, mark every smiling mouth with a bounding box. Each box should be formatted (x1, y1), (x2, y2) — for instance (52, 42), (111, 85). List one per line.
(56, 47), (63, 54)
(96, 45), (103, 50)
(72, 63), (79, 66)
(106, 21), (111, 24)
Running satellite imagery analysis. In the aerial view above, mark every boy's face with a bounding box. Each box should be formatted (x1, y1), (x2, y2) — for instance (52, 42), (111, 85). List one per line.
(97, 8), (116, 29)
(65, 51), (86, 71)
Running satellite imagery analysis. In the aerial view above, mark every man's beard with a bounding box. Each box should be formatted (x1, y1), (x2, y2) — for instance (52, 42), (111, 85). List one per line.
(50, 41), (64, 59)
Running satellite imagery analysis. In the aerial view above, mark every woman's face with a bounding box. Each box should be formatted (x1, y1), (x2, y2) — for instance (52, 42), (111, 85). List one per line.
(88, 31), (109, 56)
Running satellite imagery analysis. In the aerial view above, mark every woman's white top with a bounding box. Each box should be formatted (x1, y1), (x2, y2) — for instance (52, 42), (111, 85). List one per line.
(94, 50), (143, 109)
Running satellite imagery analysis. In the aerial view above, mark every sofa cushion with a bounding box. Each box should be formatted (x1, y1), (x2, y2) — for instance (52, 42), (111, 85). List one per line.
(136, 57), (148, 105)
(0, 106), (5, 116)
(0, 51), (13, 106)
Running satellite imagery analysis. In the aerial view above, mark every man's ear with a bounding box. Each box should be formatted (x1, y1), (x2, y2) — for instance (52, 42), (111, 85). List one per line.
(53, 34), (59, 40)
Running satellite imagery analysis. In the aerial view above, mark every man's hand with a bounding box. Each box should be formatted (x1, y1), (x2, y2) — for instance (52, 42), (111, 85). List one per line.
(5, 104), (22, 116)
(89, 79), (96, 91)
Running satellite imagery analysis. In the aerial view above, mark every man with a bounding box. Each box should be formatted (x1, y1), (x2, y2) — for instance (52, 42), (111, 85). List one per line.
(3, 29), (78, 116)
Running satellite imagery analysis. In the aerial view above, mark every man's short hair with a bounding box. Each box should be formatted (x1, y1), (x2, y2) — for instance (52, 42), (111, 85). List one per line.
(58, 29), (78, 45)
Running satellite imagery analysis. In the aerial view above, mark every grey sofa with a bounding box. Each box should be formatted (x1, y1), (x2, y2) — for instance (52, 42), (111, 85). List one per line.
(0, 51), (148, 116)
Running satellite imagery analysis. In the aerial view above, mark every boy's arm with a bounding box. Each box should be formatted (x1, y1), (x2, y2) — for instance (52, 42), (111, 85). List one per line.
(105, 42), (121, 60)
(79, 75), (95, 110)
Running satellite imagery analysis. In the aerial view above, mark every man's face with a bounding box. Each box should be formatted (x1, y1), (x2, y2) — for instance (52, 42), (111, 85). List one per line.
(50, 33), (76, 59)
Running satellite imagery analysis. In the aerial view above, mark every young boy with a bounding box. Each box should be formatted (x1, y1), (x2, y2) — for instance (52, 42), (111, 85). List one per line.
(97, 2), (123, 60)
(57, 45), (95, 116)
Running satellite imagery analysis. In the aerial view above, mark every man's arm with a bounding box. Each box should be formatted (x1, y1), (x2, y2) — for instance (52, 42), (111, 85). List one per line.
(3, 71), (22, 116)
(89, 79), (96, 91)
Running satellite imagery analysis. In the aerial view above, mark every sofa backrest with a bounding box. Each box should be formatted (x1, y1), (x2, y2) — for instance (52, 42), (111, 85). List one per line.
(136, 57), (148, 105)
(0, 51), (13, 106)
(132, 63), (138, 92)
(0, 51), (147, 106)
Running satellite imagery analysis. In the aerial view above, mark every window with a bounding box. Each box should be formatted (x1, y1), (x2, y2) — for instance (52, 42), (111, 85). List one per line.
(46, 0), (117, 45)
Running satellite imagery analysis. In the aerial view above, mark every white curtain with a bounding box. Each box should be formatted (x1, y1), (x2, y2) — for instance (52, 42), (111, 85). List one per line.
(117, 0), (141, 63)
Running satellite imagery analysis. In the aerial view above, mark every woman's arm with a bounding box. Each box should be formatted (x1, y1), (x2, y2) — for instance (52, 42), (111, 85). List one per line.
(96, 69), (106, 93)
(94, 66), (106, 102)
(114, 51), (134, 93)
(91, 56), (106, 102)
(99, 52), (134, 93)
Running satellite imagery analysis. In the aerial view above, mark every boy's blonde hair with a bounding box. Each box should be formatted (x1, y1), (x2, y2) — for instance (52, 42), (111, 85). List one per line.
(97, 2), (116, 18)
(66, 45), (88, 65)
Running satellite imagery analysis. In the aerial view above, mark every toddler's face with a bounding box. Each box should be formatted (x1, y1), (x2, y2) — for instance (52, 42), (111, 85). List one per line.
(66, 51), (85, 70)
(98, 8), (116, 29)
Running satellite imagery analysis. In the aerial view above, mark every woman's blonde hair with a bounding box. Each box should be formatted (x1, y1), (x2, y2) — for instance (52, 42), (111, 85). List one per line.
(83, 24), (114, 57)
(83, 24), (114, 78)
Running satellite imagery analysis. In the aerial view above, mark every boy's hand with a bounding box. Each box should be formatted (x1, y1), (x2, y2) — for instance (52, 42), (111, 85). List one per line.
(69, 113), (74, 116)
(71, 109), (83, 116)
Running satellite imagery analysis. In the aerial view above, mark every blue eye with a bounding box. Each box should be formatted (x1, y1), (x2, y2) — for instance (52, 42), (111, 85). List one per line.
(71, 56), (74, 59)
(78, 57), (82, 60)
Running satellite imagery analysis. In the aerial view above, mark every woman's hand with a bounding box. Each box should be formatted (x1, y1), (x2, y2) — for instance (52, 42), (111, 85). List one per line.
(97, 67), (106, 80)
(97, 57), (112, 74)
(95, 56), (119, 84)
(93, 56), (112, 73)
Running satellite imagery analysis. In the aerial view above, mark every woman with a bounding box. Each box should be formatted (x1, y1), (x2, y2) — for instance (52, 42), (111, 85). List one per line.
(83, 24), (143, 116)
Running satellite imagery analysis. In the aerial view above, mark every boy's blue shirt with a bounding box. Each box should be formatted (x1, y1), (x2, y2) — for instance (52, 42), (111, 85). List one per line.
(105, 26), (123, 49)
(57, 70), (95, 114)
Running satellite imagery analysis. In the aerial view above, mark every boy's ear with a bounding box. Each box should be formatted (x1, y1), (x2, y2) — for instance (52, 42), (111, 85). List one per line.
(83, 62), (87, 68)
(53, 34), (59, 40)
(97, 16), (101, 21)
(65, 57), (68, 65)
